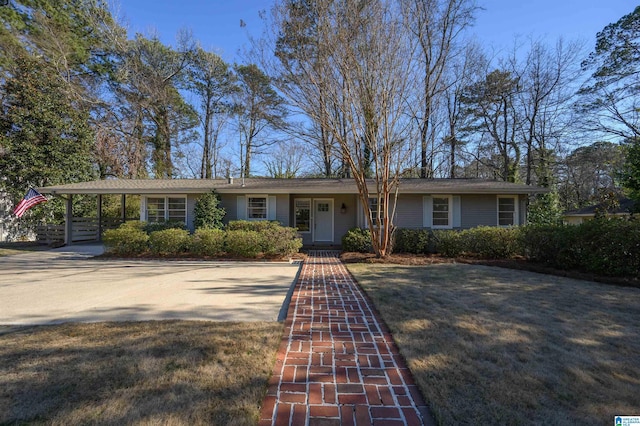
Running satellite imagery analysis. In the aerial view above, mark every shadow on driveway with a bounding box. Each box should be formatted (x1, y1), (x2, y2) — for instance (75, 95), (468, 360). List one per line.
(0, 244), (301, 325)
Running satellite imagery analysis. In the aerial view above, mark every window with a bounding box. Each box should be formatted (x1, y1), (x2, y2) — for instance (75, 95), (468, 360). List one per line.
(369, 197), (384, 224)
(432, 196), (451, 228)
(247, 197), (267, 219)
(146, 196), (186, 223)
(167, 198), (186, 222)
(146, 198), (166, 222)
(498, 196), (517, 226)
(295, 199), (311, 232)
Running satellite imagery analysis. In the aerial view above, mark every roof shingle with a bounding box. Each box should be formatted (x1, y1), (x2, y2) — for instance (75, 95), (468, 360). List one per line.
(38, 178), (547, 195)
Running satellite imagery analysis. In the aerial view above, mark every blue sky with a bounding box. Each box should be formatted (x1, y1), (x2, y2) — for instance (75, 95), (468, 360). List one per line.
(118, 0), (635, 62)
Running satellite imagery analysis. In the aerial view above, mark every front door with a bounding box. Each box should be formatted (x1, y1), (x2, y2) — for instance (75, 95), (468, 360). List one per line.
(313, 199), (334, 242)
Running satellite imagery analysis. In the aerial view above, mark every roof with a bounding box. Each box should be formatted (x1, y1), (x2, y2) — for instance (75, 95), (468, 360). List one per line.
(37, 178), (548, 195)
(564, 197), (637, 216)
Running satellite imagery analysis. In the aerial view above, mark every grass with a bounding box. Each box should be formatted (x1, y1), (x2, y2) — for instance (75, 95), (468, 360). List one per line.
(0, 241), (50, 257)
(347, 263), (640, 425)
(0, 321), (282, 425)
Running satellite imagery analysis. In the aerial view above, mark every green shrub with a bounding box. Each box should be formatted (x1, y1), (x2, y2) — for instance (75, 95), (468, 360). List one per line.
(462, 227), (522, 259)
(527, 191), (564, 226)
(432, 227), (522, 259)
(227, 220), (280, 232)
(573, 218), (640, 277)
(520, 219), (640, 277)
(194, 191), (226, 229)
(342, 228), (372, 253)
(520, 225), (580, 268)
(143, 221), (186, 234)
(119, 220), (146, 231)
(225, 230), (262, 258)
(148, 229), (191, 255)
(432, 230), (464, 257)
(260, 226), (303, 257)
(225, 221), (302, 257)
(103, 224), (149, 255)
(392, 228), (431, 254)
(191, 228), (226, 256)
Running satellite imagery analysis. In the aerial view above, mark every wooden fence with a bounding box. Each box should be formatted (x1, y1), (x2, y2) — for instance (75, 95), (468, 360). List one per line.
(36, 218), (132, 244)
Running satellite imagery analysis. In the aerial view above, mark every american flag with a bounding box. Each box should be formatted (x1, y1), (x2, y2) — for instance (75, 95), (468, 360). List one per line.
(13, 188), (47, 218)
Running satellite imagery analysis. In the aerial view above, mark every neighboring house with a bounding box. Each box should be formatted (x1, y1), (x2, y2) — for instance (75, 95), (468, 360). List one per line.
(38, 178), (547, 246)
(563, 197), (637, 225)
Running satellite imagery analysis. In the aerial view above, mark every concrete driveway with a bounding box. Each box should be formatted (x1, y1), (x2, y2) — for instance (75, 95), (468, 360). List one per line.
(0, 244), (301, 325)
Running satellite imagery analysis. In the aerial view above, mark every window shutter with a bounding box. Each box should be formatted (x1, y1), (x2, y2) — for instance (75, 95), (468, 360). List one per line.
(140, 197), (147, 221)
(237, 196), (246, 220)
(423, 196), (433, 228)
(453, 196), (461, 228)
(268, 196), (277, 220)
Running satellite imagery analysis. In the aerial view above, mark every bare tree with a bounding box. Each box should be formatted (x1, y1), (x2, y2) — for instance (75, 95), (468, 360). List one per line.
(441, 42), (485, 178)
(263, 139), (306, 178)
(270, 0), (342, 177)
(234, 63), (286, 177)
(185, 47), (237, 178)
(510, 38), (583, 186)
(558, 141), (625, 209)
(462, 68), (522, 182)
(264, 0), (415, 257)
(578, 6), (640, 140)
(401, 0), (477, 178)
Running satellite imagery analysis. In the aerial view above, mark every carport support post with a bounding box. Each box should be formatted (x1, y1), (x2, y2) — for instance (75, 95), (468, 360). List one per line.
(97, 194), (102, 241)
(121, 194), (126, 224)
(65, 194), (73, 245)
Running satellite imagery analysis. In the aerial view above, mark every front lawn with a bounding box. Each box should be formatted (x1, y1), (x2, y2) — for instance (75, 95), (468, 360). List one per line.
(347, 263), (640, 425)
(0, 241), (50, 257)
(0, 321), (282, 425)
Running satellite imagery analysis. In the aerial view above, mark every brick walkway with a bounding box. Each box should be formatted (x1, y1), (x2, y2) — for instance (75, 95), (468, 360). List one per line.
(259, 251), (434, 426)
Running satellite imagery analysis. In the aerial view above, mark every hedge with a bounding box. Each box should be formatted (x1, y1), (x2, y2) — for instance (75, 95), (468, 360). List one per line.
(393, 228), (431, 254)
(431, 227), (522, 259)
(225, 230), (262, 258)
(342, 228), (372, 253)
(341, 220), (639, 278)
(148, 229), (191, 255)
(191, 228), (225, 257)
(143, 221), (186, 234)
(102, 225), (149, 256)
(102, 220), (302, 259)
(520, 219), (640, 277)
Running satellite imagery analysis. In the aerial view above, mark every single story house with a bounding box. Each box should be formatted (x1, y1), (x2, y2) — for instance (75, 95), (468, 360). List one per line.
(38, 178), (547, 246)
(563, 197), (636, 225)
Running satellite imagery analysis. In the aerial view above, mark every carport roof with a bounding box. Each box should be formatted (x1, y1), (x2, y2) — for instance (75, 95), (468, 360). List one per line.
(38, 178), (547, 195)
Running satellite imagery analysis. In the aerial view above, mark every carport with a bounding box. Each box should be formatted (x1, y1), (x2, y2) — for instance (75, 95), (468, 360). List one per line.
(0, 245), (301, 324)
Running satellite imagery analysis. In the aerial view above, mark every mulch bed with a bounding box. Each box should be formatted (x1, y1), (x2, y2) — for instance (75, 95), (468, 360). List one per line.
(339, 252), (640, 288)
(96, 251), (307, 262)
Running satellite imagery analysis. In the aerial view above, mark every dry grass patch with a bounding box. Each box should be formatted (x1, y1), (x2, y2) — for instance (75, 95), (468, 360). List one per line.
(0, 320), (282, 425)
(0, 242), (50, 257)
(347, 263), (640, 425)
